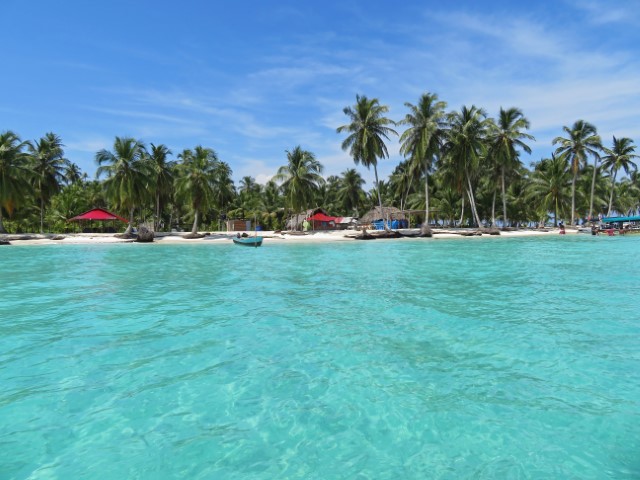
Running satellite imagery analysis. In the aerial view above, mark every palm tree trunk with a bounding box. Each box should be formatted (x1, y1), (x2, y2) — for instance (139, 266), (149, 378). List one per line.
(191, 209), (199, 234)
(501, 167), (508, 227)
(491, 190), (496, 227)
(40, 196), (45, 234)
(571, 172), (577, 225)
(155, 192), (160, 231)
(424, 167), (430, 227)
(373, 165), (388, 231)
(607, 170), (617, 216)
(0, 208), (6, 234)
(124, 207), (135, 234)
(459, 194), (465, 226)
(589, 157), (598, 222)
(465, 172), (482, 227)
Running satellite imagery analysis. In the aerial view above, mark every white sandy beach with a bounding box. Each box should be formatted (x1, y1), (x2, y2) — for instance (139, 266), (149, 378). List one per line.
(0, 227), (576, 246)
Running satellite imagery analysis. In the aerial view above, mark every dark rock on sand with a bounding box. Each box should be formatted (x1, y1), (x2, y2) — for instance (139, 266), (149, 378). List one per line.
(136, 226), (154, 243)
(183, 232), (205, 239)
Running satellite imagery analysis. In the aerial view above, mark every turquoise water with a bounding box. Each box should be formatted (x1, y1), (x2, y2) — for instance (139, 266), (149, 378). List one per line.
(1, 236), (639, 479)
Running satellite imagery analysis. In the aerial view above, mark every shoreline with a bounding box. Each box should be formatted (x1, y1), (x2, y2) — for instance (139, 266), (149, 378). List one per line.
(0, 227), (578, 246)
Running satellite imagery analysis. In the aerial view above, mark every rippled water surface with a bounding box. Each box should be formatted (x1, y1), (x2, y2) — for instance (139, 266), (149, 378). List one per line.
(1, 235), (639, 479)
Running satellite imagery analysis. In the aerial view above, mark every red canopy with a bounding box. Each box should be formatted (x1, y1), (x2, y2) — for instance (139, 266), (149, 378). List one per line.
(68, 208), (129, 223)
(307, 212), (337, 222)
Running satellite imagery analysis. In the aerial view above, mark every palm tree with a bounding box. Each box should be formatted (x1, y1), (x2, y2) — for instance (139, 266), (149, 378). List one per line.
(65, 162), (83, 185)
(28, 132), (71, 233)
(399, 92), (447, 226)
(442, 105), (489, 227)
(147, 143), (174, 231)
(337, 168), (366, 216)
(527, 155), (572, 226)
(488, 107), (534, 227)
(175, 146), (219, 235)
(600, 136), (638, 216)
(552, 120), (601, 225)
(337, 95), (398, 226)
(211, 161), (235, 223)
(96, 136), (148, 234)
(274, 146), (324, 226)
(0, 131), (31, 233)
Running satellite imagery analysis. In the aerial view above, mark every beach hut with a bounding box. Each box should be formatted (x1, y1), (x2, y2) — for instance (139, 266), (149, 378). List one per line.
(306, 211), (339, 231)
(286, 208), (329, 231)
(68, 208), (128, 233)
(335, 216), (358, 230)
(359, 206), (407, 230)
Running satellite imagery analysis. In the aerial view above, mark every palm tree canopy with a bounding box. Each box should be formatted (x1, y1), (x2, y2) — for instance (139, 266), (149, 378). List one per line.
(0, 130), (31, 213)
(601, 136), (638, 177)
(442, 105), (489, 183)
(175, 145), (220, 212)
(489, 107), (534, 167)
(274, 145), (324, 213)
(337, 95), (398, 170)
(399, 92), (447, 170)
(96, 136), (148, 212)
(29, 132), (70, 201)
(552, 120), (602, 173)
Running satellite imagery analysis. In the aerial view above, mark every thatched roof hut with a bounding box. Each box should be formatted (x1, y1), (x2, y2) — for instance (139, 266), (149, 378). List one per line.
(359, 206), (406, 224)
(285, 208), (329, 230)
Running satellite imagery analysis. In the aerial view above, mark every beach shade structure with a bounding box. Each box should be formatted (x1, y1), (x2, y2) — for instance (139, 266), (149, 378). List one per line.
(306, 212), (339, 230)
(68, 208), (129, 233)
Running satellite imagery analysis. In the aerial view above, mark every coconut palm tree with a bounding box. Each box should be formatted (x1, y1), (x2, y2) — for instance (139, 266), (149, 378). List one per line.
(0, 131), (31, 233)
(211, 161), (235, 222)
(28, 132), (71, 233)
(175, 146), (219, 235)
(399, 92), (447, 226)
(337, 168), (366, 216)
(527, 155), (572, 227)
(552, 120), (601, 225)
(274, 146), (324, 224)
(65, 162), (83, 185)
(600, 136), (638, 216)
(96, 136), (148, 234)
(147, 143), (174, 231)
(487, 107), (534, 227)
(442, 105), (489, 227)
(337, 95), (398, 226)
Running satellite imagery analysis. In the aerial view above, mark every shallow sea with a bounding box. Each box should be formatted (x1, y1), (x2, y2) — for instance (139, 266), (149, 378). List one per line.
(1, 235), (639, 479)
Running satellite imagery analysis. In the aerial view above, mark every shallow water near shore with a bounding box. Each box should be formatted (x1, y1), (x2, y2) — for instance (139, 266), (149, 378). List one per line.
(1, 235), (639, 479)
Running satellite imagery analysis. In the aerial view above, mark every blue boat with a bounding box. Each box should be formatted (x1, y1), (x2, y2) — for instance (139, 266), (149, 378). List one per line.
(233, 236), (263, 247)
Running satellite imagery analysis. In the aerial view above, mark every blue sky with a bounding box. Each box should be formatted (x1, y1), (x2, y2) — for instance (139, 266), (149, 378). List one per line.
(2, 0), (639, 187)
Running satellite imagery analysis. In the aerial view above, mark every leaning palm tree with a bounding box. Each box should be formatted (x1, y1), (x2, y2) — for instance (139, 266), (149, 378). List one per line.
(175, 146), (219, 235)
(147, 143), (174, 231)
(552, 120), (601, 225)
(274, 146), (324, 227)
(600, 136), (638, 216)
(487, 107), (534, 227)
(442, 105), (489, 227)
(28, 132), (71, 233)
(337, 95), (398, 226)
(0, 131), (31, 233)
(399, 92), (447, 226)
(96, 136), (148, 235)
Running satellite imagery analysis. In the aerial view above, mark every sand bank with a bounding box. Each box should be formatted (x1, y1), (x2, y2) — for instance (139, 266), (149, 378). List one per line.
(0, 227), (576, 246)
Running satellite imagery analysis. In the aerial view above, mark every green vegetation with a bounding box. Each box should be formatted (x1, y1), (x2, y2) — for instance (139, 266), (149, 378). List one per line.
(1, 91), (639, 233)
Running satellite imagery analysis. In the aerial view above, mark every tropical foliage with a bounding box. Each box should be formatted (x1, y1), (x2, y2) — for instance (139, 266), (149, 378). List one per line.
(2, 91), (638, 234)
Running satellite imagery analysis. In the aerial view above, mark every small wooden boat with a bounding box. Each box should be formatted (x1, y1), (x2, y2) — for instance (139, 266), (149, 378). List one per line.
(233, 236), (263, 247)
